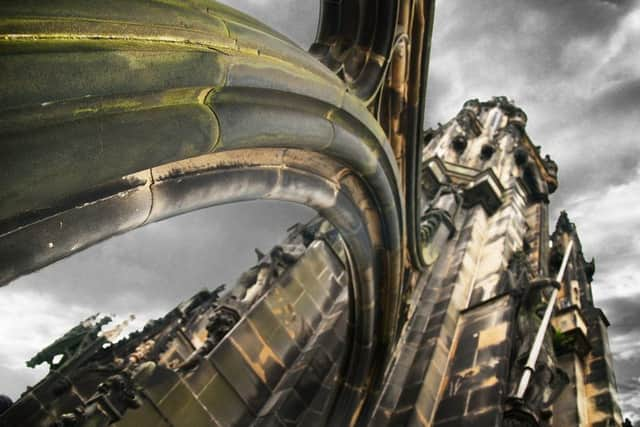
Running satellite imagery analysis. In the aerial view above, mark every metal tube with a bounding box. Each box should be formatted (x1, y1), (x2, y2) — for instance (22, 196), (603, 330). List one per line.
(515, 239), (574, 399)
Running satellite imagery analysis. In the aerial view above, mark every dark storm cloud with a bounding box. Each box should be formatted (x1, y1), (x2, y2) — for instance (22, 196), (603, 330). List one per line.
(606, 329), (640, 422)
(552, 164), (640, 296)
(429, 0), (630, 87)
(601, 296), (640, 335)
(554, 145), (640, 208)
(617, 373), (640, 424)
(554, 79), (640, 196)
(591, 78), (640, 115)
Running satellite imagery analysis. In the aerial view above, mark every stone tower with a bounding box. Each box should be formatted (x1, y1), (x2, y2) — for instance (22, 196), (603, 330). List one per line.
(549, 212), (623, 426)
(391, 96), (621, 426)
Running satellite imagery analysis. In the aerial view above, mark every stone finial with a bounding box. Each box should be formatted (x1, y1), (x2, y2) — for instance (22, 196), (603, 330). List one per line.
(543, 154), (558, 177)
(555, 211), (574, 235)
(463, 98), (481, 113)
(456, 110), (479, 136)
(510, 108), (528, 126)
(493, 95), (511, 107)
(584, 257), (595, 283)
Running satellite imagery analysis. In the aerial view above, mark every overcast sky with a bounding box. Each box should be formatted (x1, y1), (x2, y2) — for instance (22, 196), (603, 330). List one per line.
(1, 0), (639, 422)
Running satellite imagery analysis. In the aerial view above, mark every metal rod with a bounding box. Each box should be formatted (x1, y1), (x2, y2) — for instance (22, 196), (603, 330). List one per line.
(515, 239), (574, 399)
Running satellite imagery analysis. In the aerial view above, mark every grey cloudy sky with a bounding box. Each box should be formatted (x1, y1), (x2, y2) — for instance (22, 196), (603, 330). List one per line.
(1, 0), (639, 422)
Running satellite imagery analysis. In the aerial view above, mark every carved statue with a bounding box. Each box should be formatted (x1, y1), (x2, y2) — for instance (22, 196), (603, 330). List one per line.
(26, 314), (112, 370)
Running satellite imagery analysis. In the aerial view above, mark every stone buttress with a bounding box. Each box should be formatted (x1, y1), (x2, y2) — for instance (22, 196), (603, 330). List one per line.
(368, 98), (620, 427)
(549, 213), (623, 427)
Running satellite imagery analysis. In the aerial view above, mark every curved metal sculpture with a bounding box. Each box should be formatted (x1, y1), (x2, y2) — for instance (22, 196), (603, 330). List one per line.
(0, 1), (435, 425)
